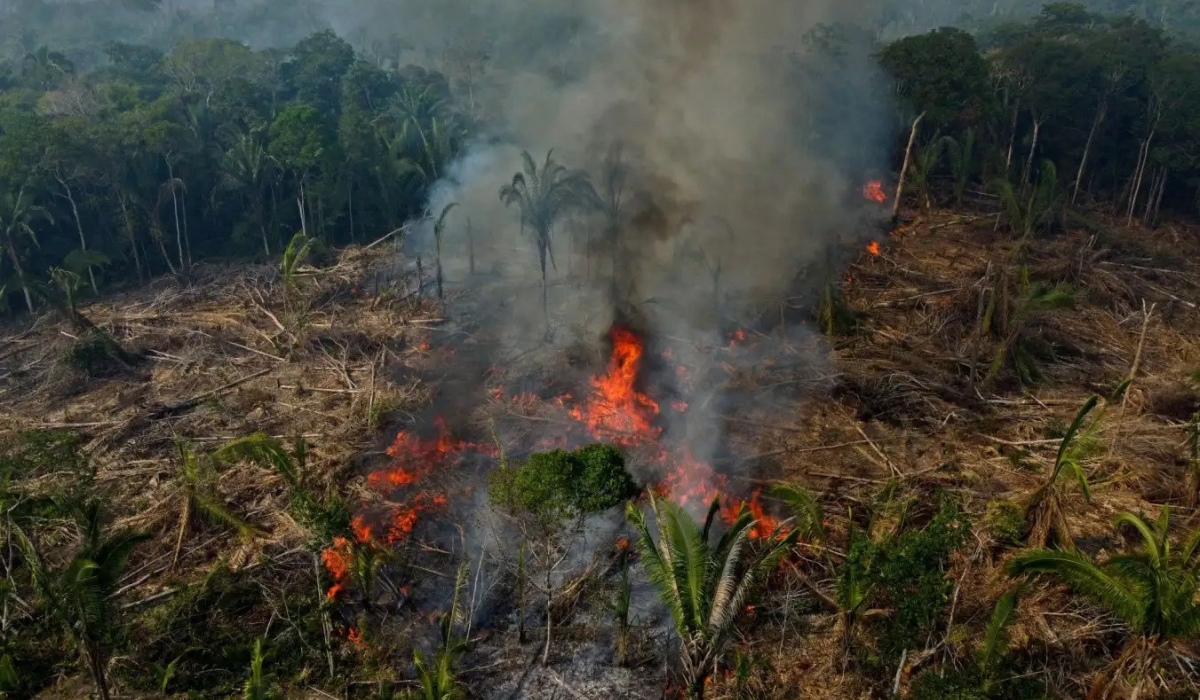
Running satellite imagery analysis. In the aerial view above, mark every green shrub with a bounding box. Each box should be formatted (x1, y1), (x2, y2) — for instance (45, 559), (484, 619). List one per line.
(911, 664), (1049, 700)
(982, 500), (1024, 546)
(850, 499), (968, 662)
(62, 329), (130, 376)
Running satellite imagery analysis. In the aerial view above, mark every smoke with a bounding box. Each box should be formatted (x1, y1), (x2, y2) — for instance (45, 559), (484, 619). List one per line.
(415, 0), (891, 329)
(385, 0), (895, 519)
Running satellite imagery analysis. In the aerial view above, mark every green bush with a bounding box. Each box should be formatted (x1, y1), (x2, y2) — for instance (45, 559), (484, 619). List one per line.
(850, 499), (968, 662)
(62, 329), (130, 376)
(982, 499), (1024, 546)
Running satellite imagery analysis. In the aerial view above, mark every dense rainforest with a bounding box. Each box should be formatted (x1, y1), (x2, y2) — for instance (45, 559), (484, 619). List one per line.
(5, 2), (1200, 700)
(2, 3), (1200, 313)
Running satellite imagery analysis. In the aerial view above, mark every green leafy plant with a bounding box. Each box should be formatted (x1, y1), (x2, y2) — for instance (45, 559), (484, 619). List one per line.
(981, 265), (1074, 386)
(171, 440), (262, 569)
(405, 564), (469, 700)
(20, 501), (150, 700)
(944, 127), (976, 207)
(626, 495), (798, 700)
(213, 433), (348, 544)
(1022, 395), (1099, 549)
(1008, 507), (1200, 699)
(490, 443), (638, 663)
(242, 638), (278, 700)
(991, 160), (1065, 240)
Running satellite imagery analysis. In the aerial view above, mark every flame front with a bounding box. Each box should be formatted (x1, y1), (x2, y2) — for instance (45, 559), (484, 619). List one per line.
(866, 241), (881, 256)
(568, 326), (661, 444)
(862, 180), (887, 204)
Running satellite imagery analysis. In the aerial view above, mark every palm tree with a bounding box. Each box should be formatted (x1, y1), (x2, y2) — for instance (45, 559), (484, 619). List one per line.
(21, 502), (150, 700)
(627, 495), (797, 700)
(981, 265), (1075, 387)
(0, 186), (52, 313)
(171, 440), (262, 569)
(1008, 507), (1200, 699)
(1022, 395), (1099, 549)
(499, 150), (597, 335)
(992, 160), (1065, 242)
(221, 129), (274, 257)
(907, 134), (944, 212)
(582, 144), (631, 299)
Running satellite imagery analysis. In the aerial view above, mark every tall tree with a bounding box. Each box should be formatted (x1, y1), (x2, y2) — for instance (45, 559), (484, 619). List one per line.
(0, 186), (51, 313)
(499, 150), (596, 335)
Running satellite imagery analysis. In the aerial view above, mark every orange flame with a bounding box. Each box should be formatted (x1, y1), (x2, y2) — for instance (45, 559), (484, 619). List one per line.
(321, 536), (353, 600)
(568, 326), (661, 444)
(862, 180), (886, 204)
(866, 241), (881, 256)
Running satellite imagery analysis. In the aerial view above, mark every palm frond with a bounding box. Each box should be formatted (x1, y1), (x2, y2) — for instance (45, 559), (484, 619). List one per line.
(979, 584), (1022, 672)
(213, 433), (298, 485)
(770, 483), (825, 542)
(1008, 549), (1144, 630)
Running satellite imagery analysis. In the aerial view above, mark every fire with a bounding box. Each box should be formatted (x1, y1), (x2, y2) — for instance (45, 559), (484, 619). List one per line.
(347, 627), (363, 647)
(862, 180), (886, 204)
(729, 328), (748, 347)
(659, 450), (726, 507)
(722, 489), (788, 540)
(568, 326), (661, 444)
(321, 537), (353, 600)
(866, 240), (881, 256)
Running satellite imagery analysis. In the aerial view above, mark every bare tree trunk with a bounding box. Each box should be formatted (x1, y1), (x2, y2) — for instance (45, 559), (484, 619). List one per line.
(1127, 127), (1156, 226)
(347, 178), (355, 242)
(1073, 100), (1107, 205)
(258, 195), (270, 257)
(297, 189), (308, 238)
(166, 159), (185, 273)
(1004, 100), (1019, 174)
(55, 174), (98, 293)
(119, 195), (144, 282)
(1021, 117), (1042, 190)
(542, 562), (553, 665)
(181, 188), (192, 269)
(1143, 167), (1167, 226)
(4, 233), (34, 313)
(892, 112), (925, 220)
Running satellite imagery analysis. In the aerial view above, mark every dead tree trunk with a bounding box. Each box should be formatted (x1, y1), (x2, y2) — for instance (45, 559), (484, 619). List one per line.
(892, 112), (925, 220)
(1126, 131), (1155, 226)
(54, 173), (98, 293)
(1004, 100), (1019, 175)
(1021, 117), (1042, 190)
(1073, 100), (1107, 205)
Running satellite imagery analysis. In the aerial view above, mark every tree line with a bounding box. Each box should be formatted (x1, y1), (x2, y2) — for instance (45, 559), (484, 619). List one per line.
(879, 2), (1200, 229)
(3, 3), (1200, 316)
(0, 29), (467, 313)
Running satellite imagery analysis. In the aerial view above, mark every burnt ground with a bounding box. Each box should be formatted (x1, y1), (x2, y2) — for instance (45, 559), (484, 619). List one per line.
(5, 207), (1200, 698)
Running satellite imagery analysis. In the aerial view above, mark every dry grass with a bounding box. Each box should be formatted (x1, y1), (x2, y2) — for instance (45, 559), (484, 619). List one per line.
(0, 245), (438, 586)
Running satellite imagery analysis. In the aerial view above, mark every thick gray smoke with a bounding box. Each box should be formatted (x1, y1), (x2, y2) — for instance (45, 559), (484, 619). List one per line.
(394, 0), (895, 503)
(412, 0), (891, 339)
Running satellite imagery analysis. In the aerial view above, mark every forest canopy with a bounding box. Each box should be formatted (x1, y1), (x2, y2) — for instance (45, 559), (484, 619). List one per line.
(0, 1), (1198, 313)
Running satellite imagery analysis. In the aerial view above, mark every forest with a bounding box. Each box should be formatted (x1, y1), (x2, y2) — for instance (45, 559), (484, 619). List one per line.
(4, 1), (1200, 700)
